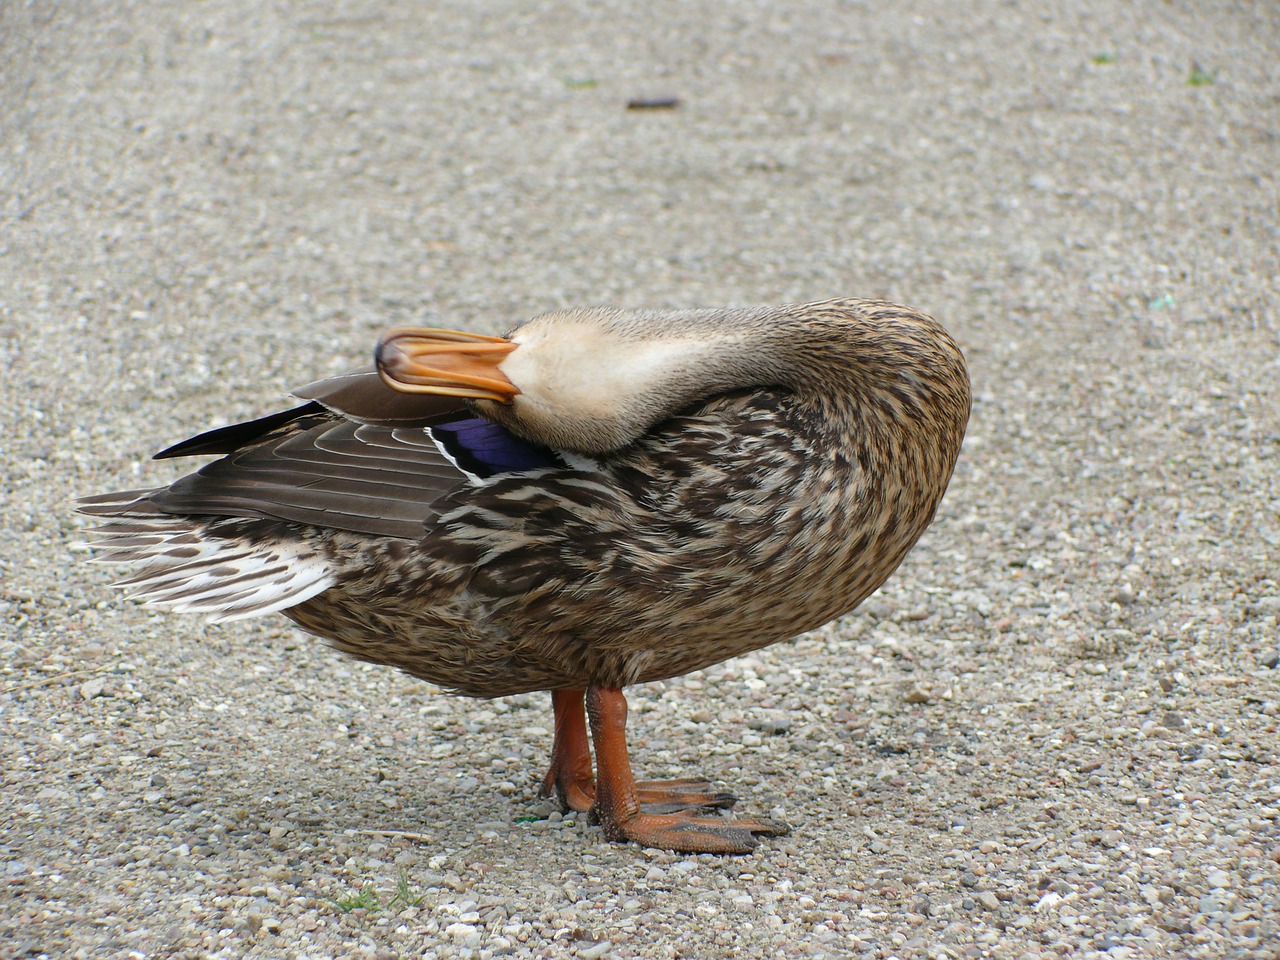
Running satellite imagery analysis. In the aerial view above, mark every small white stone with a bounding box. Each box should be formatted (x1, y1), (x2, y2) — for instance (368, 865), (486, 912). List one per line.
(1036, 892), (1062, 912)
(445, 921), (480, 944)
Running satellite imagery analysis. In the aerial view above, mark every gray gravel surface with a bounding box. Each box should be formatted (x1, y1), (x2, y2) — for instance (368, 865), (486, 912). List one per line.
(3, 2), (1278, 958)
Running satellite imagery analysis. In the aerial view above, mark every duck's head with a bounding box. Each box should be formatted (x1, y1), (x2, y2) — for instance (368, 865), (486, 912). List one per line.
(376, 307), (749, 454)
(376, 300), (970, 458)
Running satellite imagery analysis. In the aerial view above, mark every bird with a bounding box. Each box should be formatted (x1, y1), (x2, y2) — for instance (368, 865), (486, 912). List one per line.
(79, 297), (970, 853)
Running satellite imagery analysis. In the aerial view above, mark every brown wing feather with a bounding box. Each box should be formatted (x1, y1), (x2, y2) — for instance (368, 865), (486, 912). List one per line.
(291, 366), (470, 426)
(81, 372), (477, 540)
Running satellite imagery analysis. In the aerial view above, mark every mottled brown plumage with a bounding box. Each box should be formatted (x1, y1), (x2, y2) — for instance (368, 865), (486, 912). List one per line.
(80, 298), (970, 853)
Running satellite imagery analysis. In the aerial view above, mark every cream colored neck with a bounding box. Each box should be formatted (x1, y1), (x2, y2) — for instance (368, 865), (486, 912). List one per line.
(474, 306), (781, 454)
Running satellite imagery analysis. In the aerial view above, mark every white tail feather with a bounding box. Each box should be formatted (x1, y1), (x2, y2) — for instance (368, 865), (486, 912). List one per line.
(80, 514), (336, 622)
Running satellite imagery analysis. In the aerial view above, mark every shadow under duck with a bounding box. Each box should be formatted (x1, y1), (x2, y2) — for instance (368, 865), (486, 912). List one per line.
(79, 298), (970, 853)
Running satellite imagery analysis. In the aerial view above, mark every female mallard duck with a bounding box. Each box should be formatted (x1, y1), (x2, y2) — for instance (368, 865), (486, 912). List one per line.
(80, 298), (970, 853)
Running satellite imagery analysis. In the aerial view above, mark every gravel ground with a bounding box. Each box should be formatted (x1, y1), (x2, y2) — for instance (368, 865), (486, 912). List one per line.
(3, 2), (1278, 958)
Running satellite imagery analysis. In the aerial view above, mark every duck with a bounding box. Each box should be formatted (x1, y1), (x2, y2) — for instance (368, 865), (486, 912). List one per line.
(79, 297), (970, 853)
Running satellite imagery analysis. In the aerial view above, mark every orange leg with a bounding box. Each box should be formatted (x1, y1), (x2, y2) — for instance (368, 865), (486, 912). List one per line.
(585, 685), (789, 854)
(539, 689), (596, 813)
(539, 689), (738, 815)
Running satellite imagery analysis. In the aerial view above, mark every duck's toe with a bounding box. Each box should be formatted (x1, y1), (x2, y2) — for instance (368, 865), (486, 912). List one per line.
(634, 778), (737, 815)
(600, 810), (790, 854)
(539, 768), (596, 813)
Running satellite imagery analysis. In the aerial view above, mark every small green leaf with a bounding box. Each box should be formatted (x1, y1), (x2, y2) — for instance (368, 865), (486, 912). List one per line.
(390, 870), (425, 908)
(564, 77), (598, 90)
(1092, 52), (1116, 65)
(331, 882), (383, 913)
(1188, 64), (1216, 86)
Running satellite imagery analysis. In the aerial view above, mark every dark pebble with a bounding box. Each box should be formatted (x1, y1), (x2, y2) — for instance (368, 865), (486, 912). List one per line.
(627, 97), (681, 110)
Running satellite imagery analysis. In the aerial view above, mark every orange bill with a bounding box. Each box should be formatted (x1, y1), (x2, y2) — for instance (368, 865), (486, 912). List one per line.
(376, 328), (520, 402)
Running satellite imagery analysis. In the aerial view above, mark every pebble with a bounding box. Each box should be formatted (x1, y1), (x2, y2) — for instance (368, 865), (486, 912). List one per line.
(904, 685), (932, 704)
(749, 714), (792, 735)
(976, 892), (1001, 911)
(444, 922), (482, 947)
(1206, 870), (1232, 889)
(79, 677), (106, 699)
(1035, 892), (1062, 912)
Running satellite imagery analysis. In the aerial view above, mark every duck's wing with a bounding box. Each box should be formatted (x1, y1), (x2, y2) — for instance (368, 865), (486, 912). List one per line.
(146, 368), (466, 461)
(78, 369), (566, 541)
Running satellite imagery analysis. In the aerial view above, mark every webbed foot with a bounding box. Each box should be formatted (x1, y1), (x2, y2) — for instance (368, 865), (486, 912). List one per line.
(584, 685), (789, 854)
